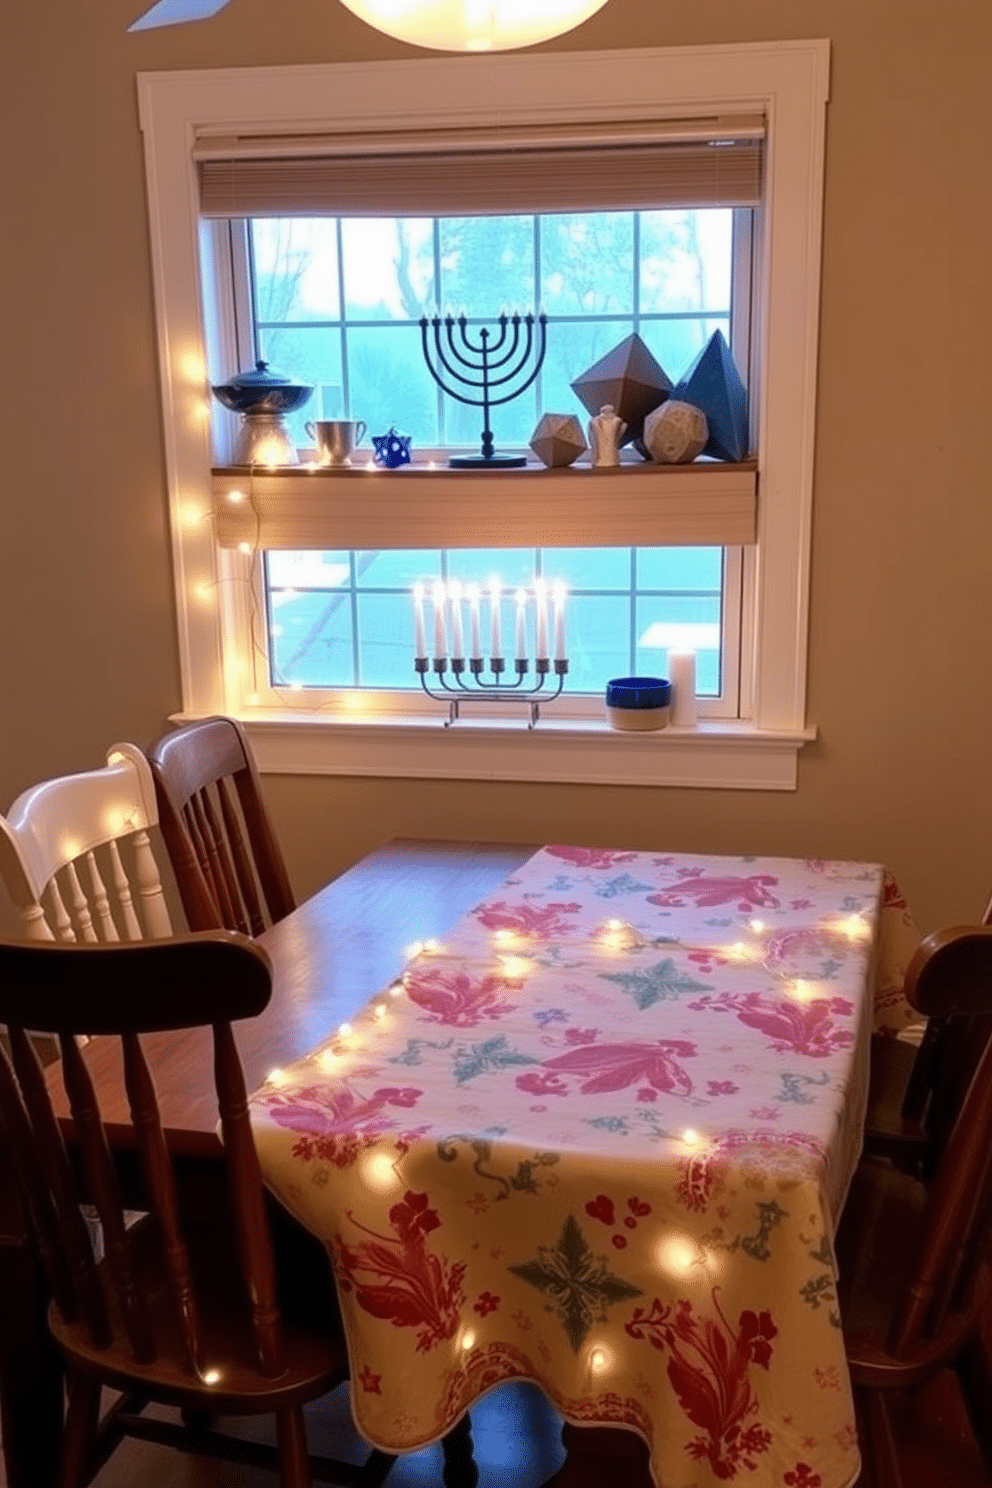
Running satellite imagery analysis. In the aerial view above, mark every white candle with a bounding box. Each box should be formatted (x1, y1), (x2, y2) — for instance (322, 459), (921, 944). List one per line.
(534, 580), (548, 660)
(552, 582), (567, 662)
(489, 578), (502, 659)
(467, 583), (482, 660)
(448, 579), (464, 659)
(432, 581), (448, 660)
(412, 583), (427, 660)
(515, 589), (527, 661)
(669, 650), (697, 726)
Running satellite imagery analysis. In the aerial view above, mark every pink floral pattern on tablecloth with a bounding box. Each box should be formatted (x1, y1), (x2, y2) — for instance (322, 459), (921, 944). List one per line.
(250, 847), (921, 1488)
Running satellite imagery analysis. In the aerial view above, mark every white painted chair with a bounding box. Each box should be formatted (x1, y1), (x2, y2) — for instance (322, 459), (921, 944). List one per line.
(0, 744), (173, 943)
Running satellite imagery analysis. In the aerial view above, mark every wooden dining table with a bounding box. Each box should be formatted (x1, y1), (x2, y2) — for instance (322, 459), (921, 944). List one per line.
(7, 837), (922, 1488)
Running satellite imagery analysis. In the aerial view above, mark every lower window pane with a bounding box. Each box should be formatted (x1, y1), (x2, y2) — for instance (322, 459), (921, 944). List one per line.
(263, 546), (725, 700)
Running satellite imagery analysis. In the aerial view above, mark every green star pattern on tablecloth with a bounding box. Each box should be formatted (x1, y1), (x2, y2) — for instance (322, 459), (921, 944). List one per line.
(508, 1214), (643, 1351)
(599, 957), (712, 1010)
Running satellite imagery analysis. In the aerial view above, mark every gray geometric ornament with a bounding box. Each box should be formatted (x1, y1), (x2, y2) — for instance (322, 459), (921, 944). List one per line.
(673, 330), (749, 463)
(529, 412), (588, 468)
(642, 400), (709, 464)
(570, 333), (673, 448)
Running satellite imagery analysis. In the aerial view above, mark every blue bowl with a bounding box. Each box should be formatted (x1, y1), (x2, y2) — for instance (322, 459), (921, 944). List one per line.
(605, 676), (671, 710)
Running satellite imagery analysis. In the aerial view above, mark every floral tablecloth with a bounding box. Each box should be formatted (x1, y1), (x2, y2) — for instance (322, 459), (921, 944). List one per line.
(248, 847), (921, 1488)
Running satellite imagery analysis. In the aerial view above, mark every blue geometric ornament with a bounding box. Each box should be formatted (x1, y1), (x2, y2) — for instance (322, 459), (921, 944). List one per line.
(673, 330), (749, 463)
(372, 427), (412, 468)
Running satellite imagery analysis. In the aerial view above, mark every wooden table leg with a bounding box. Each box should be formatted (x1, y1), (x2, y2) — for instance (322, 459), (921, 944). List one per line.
(540, 1424), (654, 1487)
(0, 1178), (63, 1488)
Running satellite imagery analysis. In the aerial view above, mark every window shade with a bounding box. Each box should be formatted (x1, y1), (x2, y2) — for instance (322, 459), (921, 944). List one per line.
(196, 116), (764, 218)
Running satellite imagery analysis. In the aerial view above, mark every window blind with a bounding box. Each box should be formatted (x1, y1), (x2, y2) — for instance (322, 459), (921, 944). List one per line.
(196, 115), (764, 218)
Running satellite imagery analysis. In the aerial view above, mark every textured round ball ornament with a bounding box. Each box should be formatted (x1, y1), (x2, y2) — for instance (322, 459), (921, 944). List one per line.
(529, 412), (588, 468)
(643, 400), (709, 464)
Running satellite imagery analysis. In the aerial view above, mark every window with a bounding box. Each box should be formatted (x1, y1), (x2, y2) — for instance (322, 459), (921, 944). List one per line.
(227, 204), (746, 708)
(138, 41), (828, 788)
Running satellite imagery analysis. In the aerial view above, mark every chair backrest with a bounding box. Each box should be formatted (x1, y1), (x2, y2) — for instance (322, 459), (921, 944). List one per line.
(0, 932), (284, 1378)
(900, 924), (992, 1162)
(887, 926), (992, 1353)
(0, 744), (172, 943)
(146, 717), (295, 936)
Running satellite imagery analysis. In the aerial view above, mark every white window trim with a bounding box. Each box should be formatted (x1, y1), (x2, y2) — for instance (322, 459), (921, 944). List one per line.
(137, 39), (829, 791)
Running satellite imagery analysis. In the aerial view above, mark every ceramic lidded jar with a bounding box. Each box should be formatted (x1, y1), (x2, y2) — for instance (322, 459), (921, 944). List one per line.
(211, 360), (313, 466)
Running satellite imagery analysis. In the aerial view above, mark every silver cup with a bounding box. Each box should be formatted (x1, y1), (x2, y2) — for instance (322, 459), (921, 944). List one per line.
(305, 418), (367, 465)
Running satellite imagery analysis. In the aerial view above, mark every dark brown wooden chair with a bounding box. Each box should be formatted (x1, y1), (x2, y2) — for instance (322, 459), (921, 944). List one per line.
(863, 925), (992, 1179)
(146, 716), (296, 934)
(0, 931), (401, 1488)
(838, 928), (992, 1488)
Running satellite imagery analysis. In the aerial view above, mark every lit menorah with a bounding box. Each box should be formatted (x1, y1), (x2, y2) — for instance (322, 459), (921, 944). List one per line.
(419, 310), (548, 467)
(413, 578), (568, 727)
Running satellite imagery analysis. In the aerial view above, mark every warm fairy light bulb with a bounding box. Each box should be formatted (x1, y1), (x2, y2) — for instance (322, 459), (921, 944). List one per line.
(267, 1068), (287, 1087)
(202, 1368), (222, 1386)
(588, 1345), (613, 1374)
(499, 956), (532, 978)
(227, 489), (246, 504)
(461, 1329), (476, 1352)
(364, 1152), (398, 1191)
(749, 919), (765, 933)
(374, 1003), (388, 1018)
(681, 1128), (700, 1148)
(338, 1022), (353, 1038)
(238, 541), (253, 555)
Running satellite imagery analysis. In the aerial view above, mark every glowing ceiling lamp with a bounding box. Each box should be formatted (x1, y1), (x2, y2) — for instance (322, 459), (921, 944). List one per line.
(336, 0), (609, 51)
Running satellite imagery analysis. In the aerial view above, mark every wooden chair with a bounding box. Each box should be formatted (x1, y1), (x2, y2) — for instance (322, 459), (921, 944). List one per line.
(837, 933), (992, 1487)
(0, 930), (404, 1488)
(863, 925), (992, 1179)
(146, 716), (296, 934)
(0, 744), (172, 943)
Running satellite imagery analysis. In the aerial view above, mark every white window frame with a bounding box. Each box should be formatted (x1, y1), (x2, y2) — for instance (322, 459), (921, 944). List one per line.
(137, 39), (828, 791)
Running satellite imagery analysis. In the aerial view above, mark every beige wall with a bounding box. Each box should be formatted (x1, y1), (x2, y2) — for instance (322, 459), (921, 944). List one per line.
(2, 1), (990, 934)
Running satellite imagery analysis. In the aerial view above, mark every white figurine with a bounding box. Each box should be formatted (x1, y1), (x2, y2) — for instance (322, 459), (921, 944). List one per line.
(588, 403), (626, 467)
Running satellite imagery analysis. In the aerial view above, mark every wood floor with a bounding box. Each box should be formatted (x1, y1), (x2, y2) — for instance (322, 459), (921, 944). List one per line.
(1, 1369), (989, 1488)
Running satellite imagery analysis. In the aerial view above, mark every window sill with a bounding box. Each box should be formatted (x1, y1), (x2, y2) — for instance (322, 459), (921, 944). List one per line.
(172, 709), (816, 790)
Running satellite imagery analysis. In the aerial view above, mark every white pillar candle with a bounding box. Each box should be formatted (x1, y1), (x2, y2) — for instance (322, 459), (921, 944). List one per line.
(448, 579), (464, 659)
(467, 583), (482, 660)
(432, 581), (448, 660)
(515, 589), (527, 661)
(552, 582), (567, 662)
(412, 583), (427, 660)
(534, 580), (548, 660)
(669, 650), (697, 726)
(489, 579), (502, 659)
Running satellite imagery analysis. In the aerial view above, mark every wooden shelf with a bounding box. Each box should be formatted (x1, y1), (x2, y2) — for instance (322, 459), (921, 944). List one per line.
(211, 458), (758, 551)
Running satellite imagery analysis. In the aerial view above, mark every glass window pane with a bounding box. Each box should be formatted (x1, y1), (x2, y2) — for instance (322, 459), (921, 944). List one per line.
(448, 550), (536, 588)
(438, 216), (534, 317)
(543, 547), (631, 590)
(255, 325), (342, 450)
(356, 550), (442, 588)
(539, 319), (634, 431)
(635, 592), (722, 696)
(638, 317), (730, 387)
(540, 214), (634, 315)
(357, 593), (422, 687)
(639, 210), (732, 315)
(341, 218), (435, 322)
(266, 551), (350, 589)
(252, 218), (340, 321)
(267, 587), (354, 687)
(566, 595), (632, 692)
(345, 325), (440, 446)
(637, 547), (722, 590)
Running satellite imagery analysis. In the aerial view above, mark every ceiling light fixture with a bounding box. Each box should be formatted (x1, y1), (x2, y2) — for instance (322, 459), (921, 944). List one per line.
(336, 0), (609, 51)
(129, 0), (608, 49)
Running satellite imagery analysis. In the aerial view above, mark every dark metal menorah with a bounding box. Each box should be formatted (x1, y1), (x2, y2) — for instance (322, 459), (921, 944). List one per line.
(419, 310), (548, 467)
